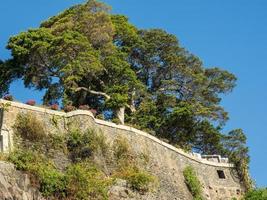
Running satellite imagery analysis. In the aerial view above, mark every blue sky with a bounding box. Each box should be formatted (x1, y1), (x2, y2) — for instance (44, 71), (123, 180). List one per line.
(1, 0), (267, 187)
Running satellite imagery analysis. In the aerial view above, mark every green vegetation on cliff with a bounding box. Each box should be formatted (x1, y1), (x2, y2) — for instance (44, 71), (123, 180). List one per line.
(243, 188), (267, 200)
(183, 166), (203, 200)
(7, 112), (157, 199)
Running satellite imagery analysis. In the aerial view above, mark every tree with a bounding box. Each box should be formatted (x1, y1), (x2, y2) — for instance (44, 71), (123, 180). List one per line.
(4, 0), (144, 124)
(221, 129), (251, 190)
(0, 59), (19, 96)
(193, 120), (223, 154)
(1, 0), (243, 156)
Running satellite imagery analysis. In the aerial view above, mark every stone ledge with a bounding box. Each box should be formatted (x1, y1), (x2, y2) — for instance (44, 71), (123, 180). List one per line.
(0, 99), (234, 168)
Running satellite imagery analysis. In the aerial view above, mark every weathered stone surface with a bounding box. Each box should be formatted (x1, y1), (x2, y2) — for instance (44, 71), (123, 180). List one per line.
(0, 161), (44, 200)
(0, 100), (246, 200)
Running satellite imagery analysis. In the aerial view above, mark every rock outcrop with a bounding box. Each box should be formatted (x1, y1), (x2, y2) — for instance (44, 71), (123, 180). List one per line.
(0, 161), (44, 200)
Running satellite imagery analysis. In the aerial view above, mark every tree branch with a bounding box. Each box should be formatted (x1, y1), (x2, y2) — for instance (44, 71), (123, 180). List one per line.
(75, 87), (111, 99)
(126, 104), (136, 112)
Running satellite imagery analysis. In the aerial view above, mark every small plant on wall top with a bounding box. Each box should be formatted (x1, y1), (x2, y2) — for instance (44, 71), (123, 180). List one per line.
(64, 105), (76, 112)
(13, 112), (46, 142)
(26, 99), (36, 106)
(183, 166), (203, 200)
(78, 105), (90, 110)
(50, 104), (59, 110)
(3, 94), (13, 101)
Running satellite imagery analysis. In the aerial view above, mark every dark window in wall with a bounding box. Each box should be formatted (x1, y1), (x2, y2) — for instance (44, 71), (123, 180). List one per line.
(217, 170), (226, 179)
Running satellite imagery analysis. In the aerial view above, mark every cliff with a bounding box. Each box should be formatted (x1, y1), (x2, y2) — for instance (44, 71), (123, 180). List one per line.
(0, 99), (245, 200)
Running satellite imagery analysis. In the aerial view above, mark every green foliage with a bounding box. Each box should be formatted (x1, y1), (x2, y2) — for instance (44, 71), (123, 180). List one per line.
(113, 136), (132, 161)
(183, 166), (203, 200)
(117, 166), (156, 193)
(221, 129), (251, 190)
(65, 161), (110, 200)
(9, 109), (156, 198)
(244, 188), (267, 200)
(8, 150), (66, 197)
(193, 120), (223, 154)
(129, 98), (161, 132)
(9, 150), (111, 199)
(112, 136), (156, 192)
(67, 128), (109, 161)
(13, 112), (46, 142)
(48, 133), (67, 152)
(37, 164), (66, 197)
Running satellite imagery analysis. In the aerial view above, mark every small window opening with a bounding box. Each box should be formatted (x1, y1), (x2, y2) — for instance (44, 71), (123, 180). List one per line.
(217, 170), (226, 179)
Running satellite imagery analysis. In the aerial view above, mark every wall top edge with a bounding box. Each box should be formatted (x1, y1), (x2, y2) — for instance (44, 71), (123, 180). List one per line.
(0, 99), (234, 168)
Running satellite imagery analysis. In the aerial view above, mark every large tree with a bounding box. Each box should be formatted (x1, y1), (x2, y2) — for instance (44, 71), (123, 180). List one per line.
(5, 0), (144, 124)
(1, 0), (243, 155)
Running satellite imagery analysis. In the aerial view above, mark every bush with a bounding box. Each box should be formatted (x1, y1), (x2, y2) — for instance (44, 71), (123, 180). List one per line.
(183, 166), (203, 200)
(112, 137), (157, 192)
(50, 104), (59, 110)
(65, 161), (110, 200)
(113, 136), (133, 164)
(9, 150), (66, 197)
(244, 188), (267, 200)
(26, 99), (36, 106)
(67, 129), (109, 161)
(64, 105), (76, 112)
(96, 114), (104, 120)
(13, 112), (46, 142)
(117, 166), (156, 192)
(3, 94), (13, 101)
(8, 149), (37, 171)
(78, 105), (90, 110)
(37, 164), (66, 197)
(90, 109), (97, 116)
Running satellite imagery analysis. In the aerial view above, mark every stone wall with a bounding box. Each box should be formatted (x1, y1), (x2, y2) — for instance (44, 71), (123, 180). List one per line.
(0, 99), (245, 200)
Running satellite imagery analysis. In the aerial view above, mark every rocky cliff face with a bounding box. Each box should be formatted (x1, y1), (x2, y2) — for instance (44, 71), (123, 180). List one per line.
(0, 161), (173, 200)
(0, 161), (44, 200)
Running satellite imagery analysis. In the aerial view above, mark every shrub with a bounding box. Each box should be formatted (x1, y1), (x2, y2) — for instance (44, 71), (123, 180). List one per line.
(67, 129), (109, 161)
(78, 105), (90, 110)
(50, 104), (59, 110)
(3, 94), (13, 101)
(244, 188), (267, 200)
(26, 99), (36, 106)
(90, 109), (97, 116)
(37, 164), (66, 197)
(112, 137), (157, 193)
(13, 112), (46, 142)
(113, 136), (133, 165)
(64, 105), (76, 112)
(8, 149), (37, 171)
(48, 133), (67, 152)
(183, 166), (203, 200)
(96, 114), (104, 120)
(9, 150), (66, 197)
(116, 166), (156, 192)
(65, 161), (110, 200)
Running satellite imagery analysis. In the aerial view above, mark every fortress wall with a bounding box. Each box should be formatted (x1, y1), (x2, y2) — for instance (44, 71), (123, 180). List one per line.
(0, 99), (244, 200)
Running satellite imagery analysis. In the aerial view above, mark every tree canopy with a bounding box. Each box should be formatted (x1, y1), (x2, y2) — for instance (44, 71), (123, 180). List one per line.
(1, 0), (250, 187)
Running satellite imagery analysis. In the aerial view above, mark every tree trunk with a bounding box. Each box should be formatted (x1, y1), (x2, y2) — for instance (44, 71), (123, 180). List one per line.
(116, 106), (125, 125)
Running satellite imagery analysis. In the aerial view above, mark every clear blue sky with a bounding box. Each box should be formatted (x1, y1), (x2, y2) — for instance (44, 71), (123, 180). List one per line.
(1, 0), (266, 187)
